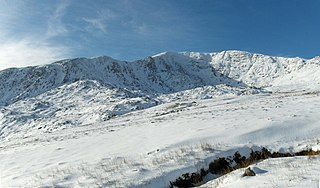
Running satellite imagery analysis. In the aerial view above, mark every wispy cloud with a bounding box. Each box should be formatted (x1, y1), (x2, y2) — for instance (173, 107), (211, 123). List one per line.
(46, 0), (70, 38)
(83, 9), (115, 34)
(83, 18), (107, 33)
(114, 0), (184, 39)
(0, 0), (196, 70)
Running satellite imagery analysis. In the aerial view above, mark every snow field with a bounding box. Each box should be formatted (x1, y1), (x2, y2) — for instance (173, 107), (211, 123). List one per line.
(1, 91), (320, 187)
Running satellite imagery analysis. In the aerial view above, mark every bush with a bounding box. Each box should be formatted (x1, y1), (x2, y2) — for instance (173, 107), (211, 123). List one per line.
(208, 157), (232, 174)
(233, 151), (247, 166)
(169, 169), (207, 188)
(295, 149), (320, 156)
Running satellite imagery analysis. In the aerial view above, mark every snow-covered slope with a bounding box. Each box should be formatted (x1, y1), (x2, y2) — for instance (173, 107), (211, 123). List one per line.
(201, 156), (320, 188)
(1, 50), (320, 188)
(0, 51), (259, 140)
(1, 50), (320, 141)
(0, 54), (242, 107)
(2, 50), (320, 107)
(1, 91), (320, 187)
(182, 50), (320, 90)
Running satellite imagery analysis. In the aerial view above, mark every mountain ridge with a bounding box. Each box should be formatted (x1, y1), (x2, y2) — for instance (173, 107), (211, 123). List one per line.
(1, 50), (320, 140)
(0, 51), (243, 106)
(1, 50), (320, 107)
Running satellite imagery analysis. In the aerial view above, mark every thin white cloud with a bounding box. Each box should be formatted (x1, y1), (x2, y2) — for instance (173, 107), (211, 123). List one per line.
(46, 0), (70, 38)
(83, 9), (116, 34)
(136, 23), (148, 35)
(0, 39), (70, 70)
(83, 18), (107, 33)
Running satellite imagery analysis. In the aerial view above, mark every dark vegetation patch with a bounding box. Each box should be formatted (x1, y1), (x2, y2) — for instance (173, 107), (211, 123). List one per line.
(169, 147), (320, 188)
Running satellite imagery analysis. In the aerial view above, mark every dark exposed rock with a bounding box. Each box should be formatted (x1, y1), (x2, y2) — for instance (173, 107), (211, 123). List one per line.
(243, 167), (256, 177)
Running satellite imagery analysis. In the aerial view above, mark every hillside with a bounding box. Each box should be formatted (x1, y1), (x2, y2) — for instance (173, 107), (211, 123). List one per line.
(1, 51), (320, 187)
(2, 50), (320, 107)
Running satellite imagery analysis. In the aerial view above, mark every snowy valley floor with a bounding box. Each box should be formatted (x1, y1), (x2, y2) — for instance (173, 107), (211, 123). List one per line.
(1, 90), (320, 187)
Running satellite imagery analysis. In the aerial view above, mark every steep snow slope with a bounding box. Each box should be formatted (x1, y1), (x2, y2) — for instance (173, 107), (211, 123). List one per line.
(0, 54), (241, 107)
(2, 50), (320, 108)
(0, 80), (159, 140)
(2, 50), (319, 108)
(182, 50), (320, 90)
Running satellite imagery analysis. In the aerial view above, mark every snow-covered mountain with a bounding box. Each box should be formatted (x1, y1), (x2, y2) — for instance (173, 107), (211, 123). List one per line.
(182, 50), (320, 89)
(1, 50), (320, 140)
(0, 53), (239, 107)
(1, 50), (320, 107)
(1, 50), (320, 188)
(0, 51), (253, 140)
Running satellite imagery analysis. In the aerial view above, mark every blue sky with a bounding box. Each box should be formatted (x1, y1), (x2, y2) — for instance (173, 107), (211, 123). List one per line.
(0, 0), (319, 70)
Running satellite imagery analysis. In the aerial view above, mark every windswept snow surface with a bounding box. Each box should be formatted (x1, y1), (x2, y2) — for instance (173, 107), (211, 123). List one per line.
(200, 156), (320, 188)
(1, 51), (320, 187)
